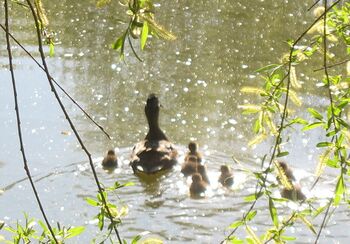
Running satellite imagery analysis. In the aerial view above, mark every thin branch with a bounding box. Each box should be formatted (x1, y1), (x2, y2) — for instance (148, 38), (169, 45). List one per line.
(314, 199), (333, 243)
(127, 32), (143, 62)
(25, 0), (122, 243)
(0, 24), (111, 140)
(3, 0), (58, 243)
(308, 0), (322, 12)
(313, 58), (350, 72)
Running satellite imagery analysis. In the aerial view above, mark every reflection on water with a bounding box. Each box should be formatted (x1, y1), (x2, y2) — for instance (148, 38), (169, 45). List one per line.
(1, 0), (349, 243)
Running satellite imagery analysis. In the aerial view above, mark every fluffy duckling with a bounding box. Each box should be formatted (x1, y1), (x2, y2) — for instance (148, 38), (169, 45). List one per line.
(190, 173), (207, 198)
(276, 161), (306, 201)
(218, 165), (234, 187)
(280, 184), (306, 201)
(276, 161), (296, 183)
(184, 142), (202, 163)
(102, 149), (118, 168)
(198, 164), (210, 185)
(130, 94), (178, 174)
(181, 155), (199, 177)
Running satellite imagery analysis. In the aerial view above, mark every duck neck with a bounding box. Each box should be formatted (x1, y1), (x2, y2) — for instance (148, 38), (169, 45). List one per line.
(145, 111), (168, 141)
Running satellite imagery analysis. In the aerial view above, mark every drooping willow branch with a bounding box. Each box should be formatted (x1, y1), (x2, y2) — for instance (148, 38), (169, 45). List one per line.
(0, 24), (111, 140)
(222, 1), (341, 242)
(25, 0), (123, 243)
(3, 0), (58, 243)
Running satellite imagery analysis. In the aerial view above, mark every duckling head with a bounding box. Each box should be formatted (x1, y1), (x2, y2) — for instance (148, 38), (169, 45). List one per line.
(277, 161), (288, 171)
(220, 165), (230, 174)
(188, 142), (198, 153)
(107, 149), (116, 156)
(192, 173), (203, 182)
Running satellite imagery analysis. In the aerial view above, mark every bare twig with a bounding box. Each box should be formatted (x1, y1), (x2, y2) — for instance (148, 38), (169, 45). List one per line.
(4, 0), (58, 243)
(314, 59), (350, 72)
(25, 0), (122, 243)
(308, 0), (322, 12)
(314, 199), (333, 243)
(0, 24), (111, 140)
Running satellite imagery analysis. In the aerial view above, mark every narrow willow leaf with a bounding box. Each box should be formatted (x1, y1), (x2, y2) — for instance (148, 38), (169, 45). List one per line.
(334, 176), (344, 206)
(238, 104), (262, 114)
(141, 21), (149, 50)
(253, 115), (262, 134)
(274, 161), (293, 190)
(289, 90), (302, 107)
(268, 197), (279, 228)
(248, 133), (267, 147)
(140, 237), (163, 244)
(244, 194), (258, 202)
(302, 122), (324, 131)
(245, 226), (262, 244)
(86, 197), (99, 206)
(316, 147), (333, 176)
(241, 86), (266, 95)
(141, 15), (176, 41)
(281, 236), (297, 241)
(308, 108), (323, 120)
(313, 205), (328, 218)
(255, 64), (282, 73)
(49, 42), (54, 57)
(131, 235), (142, 244)
(276, 151), (289, 157)
(316, 142), (333, 148)
(0, 220), (4, 230)
(246, 210), (257, 222)
(229, 220), (243, 229)
(112, 33), (126, 51)
(290, 66), (302, 89)
(297, 215), (316, 234)
(66, 226), (85, 238)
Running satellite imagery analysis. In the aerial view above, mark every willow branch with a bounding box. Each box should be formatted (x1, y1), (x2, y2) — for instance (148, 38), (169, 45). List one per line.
(25, 0), (122, 242)
(0, 24), (111, 140)
(222, 1), (341, 242)
(4, 0), (58, 243)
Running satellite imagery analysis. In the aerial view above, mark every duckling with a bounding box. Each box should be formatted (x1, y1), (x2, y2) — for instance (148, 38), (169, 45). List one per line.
(184, 142), (202, 163)
(181, 155), (199, 177)
(276, 161), (306, 201)
(102, 149), (118, 168)
(130, 94), (178, 174)
(280, 183), (306, 201)
(190, 173), (207, 198)
(218, 165), (234, 187)
(198, 164), (210, 185)
(276, 161), (296, 183)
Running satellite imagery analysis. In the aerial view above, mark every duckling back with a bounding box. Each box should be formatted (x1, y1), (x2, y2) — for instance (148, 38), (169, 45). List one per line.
(102, 149), (118, 168)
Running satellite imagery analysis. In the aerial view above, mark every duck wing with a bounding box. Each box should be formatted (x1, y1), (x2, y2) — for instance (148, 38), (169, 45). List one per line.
(130, 140), (178, 174)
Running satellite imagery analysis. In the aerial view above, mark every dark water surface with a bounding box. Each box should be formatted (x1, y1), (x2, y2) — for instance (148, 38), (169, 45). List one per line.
(1, 0), (349, 243)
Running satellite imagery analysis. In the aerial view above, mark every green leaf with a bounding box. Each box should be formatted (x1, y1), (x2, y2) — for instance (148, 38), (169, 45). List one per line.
(0, 220), (4, 230)
(316, 142), (333, 148)
(112, 34), (125, 51)
(255, 64), (282, 73)
(302, 122), (324, 131)
(276, 151), (289, 157)
(307, 108), (323, 120)
(141, 21), (149, 50)
(85, 197), (99, 206)
(131, 235), (142, 244)
(281, 235), (297, 241)
(49, 43), (55, 57)
(268, 197), (279, 228)
(228, 220), (243, 229)
(334, 175), (344, 206)
(66, 226), (85, 239)
(245, 210), (257, 222)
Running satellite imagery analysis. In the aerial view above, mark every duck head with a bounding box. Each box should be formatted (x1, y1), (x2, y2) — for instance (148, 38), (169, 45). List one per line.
(220, 165), (230, 174)
(192, 173), (203, 183)
(188, 142), (198, 153)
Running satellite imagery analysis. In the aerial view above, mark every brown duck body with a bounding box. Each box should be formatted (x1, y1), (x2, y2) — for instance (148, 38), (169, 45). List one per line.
(181, 155), (199, 177)
(218, 165), (233, 187)
(190, 173), (207, 198)
(130, 94), (178, 174)
(102, 150), (118, 168)
(280, 184), (306, 201)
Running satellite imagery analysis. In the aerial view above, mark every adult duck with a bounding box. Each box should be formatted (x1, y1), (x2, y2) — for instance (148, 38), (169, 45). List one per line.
(130, 94), (178, 175)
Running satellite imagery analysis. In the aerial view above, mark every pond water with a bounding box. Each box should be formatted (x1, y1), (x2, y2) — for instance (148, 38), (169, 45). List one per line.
(1, 0), (349, 243)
